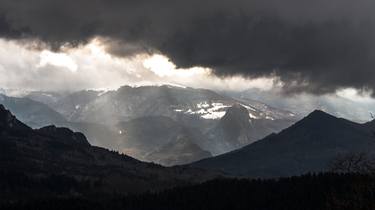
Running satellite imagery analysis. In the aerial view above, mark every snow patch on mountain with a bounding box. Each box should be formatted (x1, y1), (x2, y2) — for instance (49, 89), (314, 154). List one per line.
(173, 101), (271, 120)
(175, 102), (231, 119)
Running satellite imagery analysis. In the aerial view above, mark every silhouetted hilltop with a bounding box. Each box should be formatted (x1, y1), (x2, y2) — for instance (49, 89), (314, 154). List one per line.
(193, 110), (375, 177)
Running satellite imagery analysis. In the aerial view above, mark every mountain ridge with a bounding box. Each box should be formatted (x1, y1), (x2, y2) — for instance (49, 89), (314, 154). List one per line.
(192, 109), (375, 177)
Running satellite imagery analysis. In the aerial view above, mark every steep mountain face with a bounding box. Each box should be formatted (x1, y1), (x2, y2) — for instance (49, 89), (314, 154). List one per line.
(193, 110), (375, 178)
(206, 104), (252, 154)
(0, 105), (220, 200)
(0, 94), (67, 128)
(115, 116), (212, 165)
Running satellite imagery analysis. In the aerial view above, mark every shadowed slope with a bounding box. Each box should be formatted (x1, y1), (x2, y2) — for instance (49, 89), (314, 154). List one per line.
(193, 110), (375, 177)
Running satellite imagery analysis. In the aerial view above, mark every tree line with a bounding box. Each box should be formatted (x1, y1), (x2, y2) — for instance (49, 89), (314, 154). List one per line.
(3, 172), (375, 210)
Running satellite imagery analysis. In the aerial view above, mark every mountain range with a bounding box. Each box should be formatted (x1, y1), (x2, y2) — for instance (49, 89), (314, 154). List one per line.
(2, 97), (375, 200)
(9, 85), (373, 173)
(1, 85), (297, 165)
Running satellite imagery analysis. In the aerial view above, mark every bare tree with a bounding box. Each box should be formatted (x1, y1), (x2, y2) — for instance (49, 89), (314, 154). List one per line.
(329, 152), (375, 174)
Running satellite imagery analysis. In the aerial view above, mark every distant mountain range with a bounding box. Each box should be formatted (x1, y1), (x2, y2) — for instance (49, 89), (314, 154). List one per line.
(193, 110), (375, 178)
(226, 88), (375, 123)
(0, 94), (67, 127)
(0, 105), (220, 201)
(0, 85), (297, 165)
(25, 85), (296, 125)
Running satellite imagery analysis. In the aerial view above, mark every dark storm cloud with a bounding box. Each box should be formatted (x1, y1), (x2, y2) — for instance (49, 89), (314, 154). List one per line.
(1, 0), (375, 94)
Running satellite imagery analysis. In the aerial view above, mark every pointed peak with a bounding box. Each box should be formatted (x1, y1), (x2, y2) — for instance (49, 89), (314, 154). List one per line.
(306, 109), (335, 119)
(222, 104), (249, 119)
(220, 104), (250, 126)
(295, 109), (340, 126)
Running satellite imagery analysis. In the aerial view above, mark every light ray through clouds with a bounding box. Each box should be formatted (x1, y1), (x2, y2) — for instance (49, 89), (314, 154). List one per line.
(0, 37), (275, 91)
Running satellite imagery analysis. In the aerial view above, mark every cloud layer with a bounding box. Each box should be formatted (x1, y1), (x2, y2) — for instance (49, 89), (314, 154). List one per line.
(1, 0), (375, 94)
(0, 38), (273, 91)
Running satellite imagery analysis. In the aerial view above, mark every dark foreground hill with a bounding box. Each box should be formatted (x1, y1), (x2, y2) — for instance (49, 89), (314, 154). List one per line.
(192, 110), (375, 178)
(0, 104), (220, 202)
(3, 173), (375, 210)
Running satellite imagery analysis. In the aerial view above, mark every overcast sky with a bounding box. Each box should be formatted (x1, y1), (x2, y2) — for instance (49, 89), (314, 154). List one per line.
(0, 38), (275, 92)
(0, 0), (375, 103)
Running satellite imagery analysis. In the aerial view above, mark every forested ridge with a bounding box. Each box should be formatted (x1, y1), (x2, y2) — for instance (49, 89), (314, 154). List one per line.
(3, 173), (375, 210)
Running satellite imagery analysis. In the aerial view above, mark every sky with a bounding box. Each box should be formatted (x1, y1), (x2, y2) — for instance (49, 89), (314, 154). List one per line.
(0, 0), (375, 116)
(0, 38), (275, 91)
